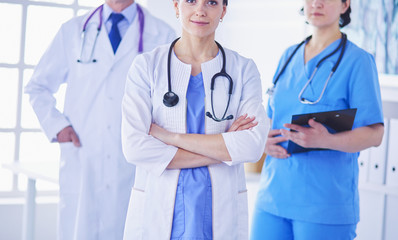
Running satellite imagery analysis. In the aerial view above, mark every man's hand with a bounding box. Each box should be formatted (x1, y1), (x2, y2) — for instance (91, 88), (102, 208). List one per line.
(57, 126), (81, 147)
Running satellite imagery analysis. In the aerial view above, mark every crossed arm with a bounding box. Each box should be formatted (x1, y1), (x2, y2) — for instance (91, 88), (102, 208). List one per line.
(150, 114), (258, 169)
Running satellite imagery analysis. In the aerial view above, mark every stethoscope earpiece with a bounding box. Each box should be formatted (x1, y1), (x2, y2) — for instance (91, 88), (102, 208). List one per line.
(163, 91), (179, 107)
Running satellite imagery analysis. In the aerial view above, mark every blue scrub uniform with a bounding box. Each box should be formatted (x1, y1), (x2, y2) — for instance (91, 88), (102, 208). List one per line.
(171, 73), (213, 240)
(251, 38), (383, 239)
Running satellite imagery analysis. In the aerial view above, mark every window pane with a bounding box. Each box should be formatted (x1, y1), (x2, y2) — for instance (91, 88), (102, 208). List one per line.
(24, 6), (73, 65)
(0, 169), (13, 191)
(0, 133), (15, 191)
(22, 69), (67, 129)
(78, 0), (103, 7)
(19, 132), (59, 162)
(18, 132), (60, 191)
(0, 133), (15, 164)
(0, 3), (22, 64)
(30, 0), (74, 5)
(0, 68), (19, 128)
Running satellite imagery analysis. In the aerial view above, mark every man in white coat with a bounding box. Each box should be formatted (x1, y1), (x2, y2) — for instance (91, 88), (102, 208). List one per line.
(24, 0), (175, 239)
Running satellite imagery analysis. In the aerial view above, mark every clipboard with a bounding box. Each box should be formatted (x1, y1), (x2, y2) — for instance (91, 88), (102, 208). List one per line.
(286, 108), (357, 154)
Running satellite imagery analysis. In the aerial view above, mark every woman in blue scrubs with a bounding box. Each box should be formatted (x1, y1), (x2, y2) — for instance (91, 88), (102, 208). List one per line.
(251, 0), (384, 239)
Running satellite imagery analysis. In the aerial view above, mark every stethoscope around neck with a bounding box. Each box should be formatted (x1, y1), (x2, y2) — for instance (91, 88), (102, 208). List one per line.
(267, 32), (347, 104)
(163, 38), (234, 122)
(77, 4), (144, 63)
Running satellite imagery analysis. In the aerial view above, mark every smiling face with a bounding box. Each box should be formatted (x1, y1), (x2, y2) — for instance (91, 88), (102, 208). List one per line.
(174, 0), (227, 39)
(303, 0), (350, 30)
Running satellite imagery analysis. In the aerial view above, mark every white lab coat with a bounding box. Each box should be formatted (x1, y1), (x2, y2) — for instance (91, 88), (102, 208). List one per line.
(25, 6), (175, 240)
(122, 45), (268, 240)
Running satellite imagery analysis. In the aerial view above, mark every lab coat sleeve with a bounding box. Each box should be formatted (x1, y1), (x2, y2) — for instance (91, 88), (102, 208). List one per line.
(24, 25), (71, 142)
(121, 55), (178, 177)
(221, 59), (267, 166)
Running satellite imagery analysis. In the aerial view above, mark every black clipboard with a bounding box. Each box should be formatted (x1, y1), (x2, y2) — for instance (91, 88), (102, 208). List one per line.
(286, 108), (357, 154)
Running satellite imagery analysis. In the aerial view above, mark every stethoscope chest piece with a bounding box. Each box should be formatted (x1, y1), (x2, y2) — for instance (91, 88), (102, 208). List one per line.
(163, 91), (179, 107)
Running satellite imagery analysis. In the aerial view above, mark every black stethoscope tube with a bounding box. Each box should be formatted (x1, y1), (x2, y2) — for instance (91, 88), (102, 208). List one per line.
(268, 33), (347, 104)
(163, 38), (234, 122)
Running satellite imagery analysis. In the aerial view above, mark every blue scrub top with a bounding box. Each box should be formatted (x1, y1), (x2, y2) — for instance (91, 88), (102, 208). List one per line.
(171, 73), (213, 239)
(256, 38), (384, 225)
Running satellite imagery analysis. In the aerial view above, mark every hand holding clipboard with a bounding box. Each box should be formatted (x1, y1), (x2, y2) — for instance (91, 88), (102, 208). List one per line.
(285, 108), (357, 154)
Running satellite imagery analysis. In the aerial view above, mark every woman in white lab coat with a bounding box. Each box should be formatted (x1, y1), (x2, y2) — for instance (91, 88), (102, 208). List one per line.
(24, 1), (175, 239)
(121, 0), (267, 239)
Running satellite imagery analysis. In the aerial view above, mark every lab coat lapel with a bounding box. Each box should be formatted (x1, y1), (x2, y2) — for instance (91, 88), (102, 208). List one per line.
(96, 22), (115, 63)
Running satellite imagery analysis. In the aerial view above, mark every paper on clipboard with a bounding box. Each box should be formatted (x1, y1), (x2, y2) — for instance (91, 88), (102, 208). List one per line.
(287, 108), (357, 154)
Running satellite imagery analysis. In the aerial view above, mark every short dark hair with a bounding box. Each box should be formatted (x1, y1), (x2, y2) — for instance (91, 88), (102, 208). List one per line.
(300, 0), (351, 28)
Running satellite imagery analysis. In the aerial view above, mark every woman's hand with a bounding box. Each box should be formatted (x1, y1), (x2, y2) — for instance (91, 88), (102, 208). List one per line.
(227, 114), (258, 132)
(265, 129), (290, 159)
(281, 119), (330, 149)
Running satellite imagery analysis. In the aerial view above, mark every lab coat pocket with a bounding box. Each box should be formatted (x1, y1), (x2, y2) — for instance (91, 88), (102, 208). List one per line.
(59, 142), (80, 194)
(124, 188), (146, 240)
(237, 190), (249, 240)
